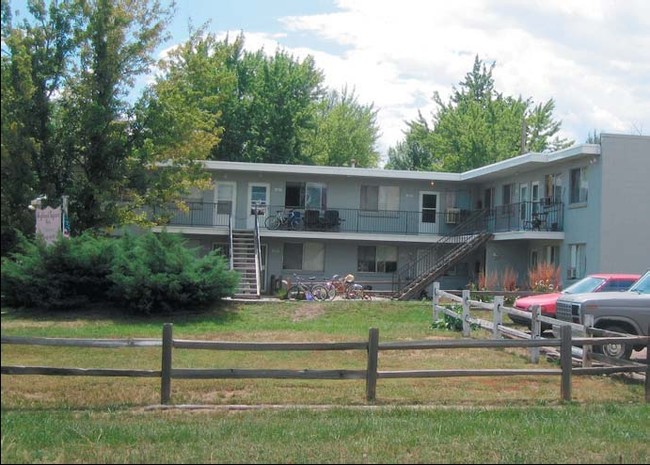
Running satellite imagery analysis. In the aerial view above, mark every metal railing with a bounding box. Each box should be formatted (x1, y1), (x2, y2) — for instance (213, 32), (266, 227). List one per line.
(152, 201), (564, 236)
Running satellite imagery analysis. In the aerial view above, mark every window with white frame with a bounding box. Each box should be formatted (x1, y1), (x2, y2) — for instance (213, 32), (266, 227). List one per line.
(357, 245), (397, 272)
(568, 243), (586, 279)
(282, 242), (325, 271)
(360, 185), (399, 211)
(569, 167), (588, 204)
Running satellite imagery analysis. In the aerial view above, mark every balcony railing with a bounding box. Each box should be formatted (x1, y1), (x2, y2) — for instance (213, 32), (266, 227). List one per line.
(153, 201), (563, 236)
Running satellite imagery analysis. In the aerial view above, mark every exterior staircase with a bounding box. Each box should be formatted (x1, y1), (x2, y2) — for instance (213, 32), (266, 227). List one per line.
(231, 229), (260, 298)
(392, 232), (493, 300)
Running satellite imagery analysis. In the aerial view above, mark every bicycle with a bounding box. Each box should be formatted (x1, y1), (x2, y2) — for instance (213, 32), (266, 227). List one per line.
(286, 274), (329, 301)
(323, 274), (371, 300)
(265, 209), (302, 230)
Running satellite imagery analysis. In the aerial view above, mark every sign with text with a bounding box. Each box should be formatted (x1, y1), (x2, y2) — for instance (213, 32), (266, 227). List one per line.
(36, 206), (62, 245)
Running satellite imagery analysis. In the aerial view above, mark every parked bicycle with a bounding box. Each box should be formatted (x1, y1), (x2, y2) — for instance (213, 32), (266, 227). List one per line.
(265, 209), (302, 230)
(324, 274), (371, 300)
(286, 274), (329, 301)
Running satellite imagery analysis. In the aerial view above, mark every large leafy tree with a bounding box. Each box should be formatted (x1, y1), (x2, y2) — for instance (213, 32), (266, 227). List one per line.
(145, 30), (380, 167)
(210, 40), (326, 164)
(304, 86), (380, 167)
(1, 0), (78, 253)
(56, 0), (175, 232)
(1, 0), (208, 249)
(386, 56), (573, 172)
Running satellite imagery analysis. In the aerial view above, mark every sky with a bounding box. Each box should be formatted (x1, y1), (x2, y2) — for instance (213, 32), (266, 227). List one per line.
(156, 0), (650, 159)
(10, 0), (650, 159)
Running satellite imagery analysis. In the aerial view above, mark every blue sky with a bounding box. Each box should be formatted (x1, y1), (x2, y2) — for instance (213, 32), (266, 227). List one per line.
(10, 0), (650, 159)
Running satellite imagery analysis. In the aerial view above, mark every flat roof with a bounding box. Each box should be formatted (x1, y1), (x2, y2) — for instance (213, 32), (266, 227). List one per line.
(202, 143), (602, 183)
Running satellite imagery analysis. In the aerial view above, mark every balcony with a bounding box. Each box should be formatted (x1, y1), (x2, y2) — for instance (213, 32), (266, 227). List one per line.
(152, 201), (563, 236)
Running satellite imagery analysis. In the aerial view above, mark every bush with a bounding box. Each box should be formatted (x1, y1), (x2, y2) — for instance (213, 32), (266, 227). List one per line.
(527, 263), (561, 292)
(107, 232), (239, 314)
(1, 231), (239, 314)
(1, 232), (115, 309)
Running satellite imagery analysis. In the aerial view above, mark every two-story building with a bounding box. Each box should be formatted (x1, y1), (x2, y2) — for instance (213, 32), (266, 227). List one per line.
(155, 133), (650, 299)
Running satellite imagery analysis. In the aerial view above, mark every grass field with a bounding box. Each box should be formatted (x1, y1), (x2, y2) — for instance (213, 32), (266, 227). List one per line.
(1, 300), (648, 463)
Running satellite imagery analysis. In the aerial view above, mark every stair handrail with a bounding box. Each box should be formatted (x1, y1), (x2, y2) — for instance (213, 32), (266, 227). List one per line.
(228, 214), (234, 271)
(391, 209), (488, 294)
(253, 210), (262, 297)
(395, 232), (492, 300)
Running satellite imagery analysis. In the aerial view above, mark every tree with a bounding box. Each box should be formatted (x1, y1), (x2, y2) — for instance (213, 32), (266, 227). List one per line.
(56, 0), (176, 232)
(383, 139), (433, 171)
(210, 42), (326, 164)
(1, 0), (78, 253)
(386, 56), (573, 172)
(303, 86), (380, 168)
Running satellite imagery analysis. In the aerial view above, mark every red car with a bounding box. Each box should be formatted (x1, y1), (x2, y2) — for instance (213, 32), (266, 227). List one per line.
(510, 273), (640, 328)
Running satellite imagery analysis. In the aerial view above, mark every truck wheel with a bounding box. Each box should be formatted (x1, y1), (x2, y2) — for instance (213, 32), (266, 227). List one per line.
(595, 325), (633, 360)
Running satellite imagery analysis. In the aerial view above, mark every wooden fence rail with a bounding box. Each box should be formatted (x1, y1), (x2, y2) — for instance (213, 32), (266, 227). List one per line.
(2, 322), (648, 405)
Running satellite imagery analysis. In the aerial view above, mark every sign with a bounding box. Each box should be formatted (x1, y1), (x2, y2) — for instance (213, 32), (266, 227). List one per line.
(36, 206), (62, 245)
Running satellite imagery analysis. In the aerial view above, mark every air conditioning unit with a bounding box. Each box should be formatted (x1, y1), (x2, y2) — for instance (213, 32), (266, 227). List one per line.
(567, 267), (577, 279)
(446, 208), (460, 224)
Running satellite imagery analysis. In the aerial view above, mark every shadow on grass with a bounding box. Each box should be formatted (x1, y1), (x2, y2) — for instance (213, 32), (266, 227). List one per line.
(1, 299), (243, 326)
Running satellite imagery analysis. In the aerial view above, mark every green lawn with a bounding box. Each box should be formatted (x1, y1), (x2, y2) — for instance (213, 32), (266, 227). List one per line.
(1, 300), (648, 463)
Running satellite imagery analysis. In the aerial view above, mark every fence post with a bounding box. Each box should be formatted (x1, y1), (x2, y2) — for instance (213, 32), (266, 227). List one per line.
(492, 296), (503, 339)
(462, 290), (471, 337)
(530, 305), (541, 364)
(582, 314), (594, 368)
(366, 327), (379, 402)
(645, 325), (650, 402)
(432, 282), (440, 321)
(161, 323), (173, 405)
(560, 324), (572, 402)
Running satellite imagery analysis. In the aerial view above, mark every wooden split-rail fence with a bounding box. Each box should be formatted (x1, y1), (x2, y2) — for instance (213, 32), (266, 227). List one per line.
(2, 286), (648, 405)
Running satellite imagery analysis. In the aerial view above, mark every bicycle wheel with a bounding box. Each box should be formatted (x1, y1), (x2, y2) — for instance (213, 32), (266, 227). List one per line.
(310, 284), (330, 301)
(265, 215), (281, 230)
(325, 283), (337, 300)
(287, 285), (306, 300)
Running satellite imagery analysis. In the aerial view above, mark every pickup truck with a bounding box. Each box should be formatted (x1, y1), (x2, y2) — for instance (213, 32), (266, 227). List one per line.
(554, 269), (650, 359)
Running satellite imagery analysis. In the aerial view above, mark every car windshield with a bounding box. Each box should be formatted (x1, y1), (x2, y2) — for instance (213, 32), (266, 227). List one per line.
(563, 276), (606, 294)
(628, 271), (650, 294)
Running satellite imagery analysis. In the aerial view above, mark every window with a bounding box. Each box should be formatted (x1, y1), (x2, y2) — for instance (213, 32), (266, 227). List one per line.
(282, 242), (324, 271)
(545, 245), (560, 266)
(285, 182), (327, 210)
(569, 243), (586, 279)
(545, 173), (562, 203)
(357, 245), (397, 272)
(570, 167), (588, 204)
(361, 185), (399, 211)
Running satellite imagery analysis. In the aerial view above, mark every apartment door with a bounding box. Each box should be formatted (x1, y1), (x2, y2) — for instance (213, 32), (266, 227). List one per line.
(214, 182), (236, 227)
(247, 183), (270, 229)
(419, 191), (440, 234)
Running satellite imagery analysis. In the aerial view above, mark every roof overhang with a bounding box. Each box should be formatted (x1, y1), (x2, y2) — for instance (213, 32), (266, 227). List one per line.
(201, 143), (601, 184)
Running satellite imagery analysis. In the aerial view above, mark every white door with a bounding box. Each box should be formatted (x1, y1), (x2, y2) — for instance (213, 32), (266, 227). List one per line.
(214, 182), (236, 226)
(247, 183), (270, 229)
(419, 191), (439, 234)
